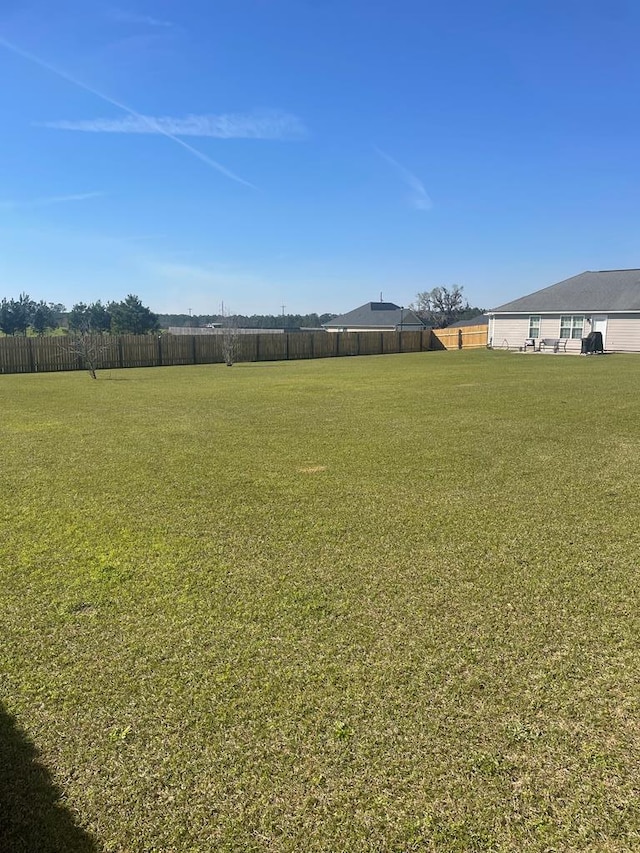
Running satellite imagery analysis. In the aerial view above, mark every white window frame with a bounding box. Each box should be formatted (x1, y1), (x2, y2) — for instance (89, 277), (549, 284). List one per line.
(528, 315), (540, 338)
(559, 315), (584, 339)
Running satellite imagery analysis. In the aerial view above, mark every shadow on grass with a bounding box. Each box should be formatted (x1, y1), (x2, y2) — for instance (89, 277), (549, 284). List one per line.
(0, 703), (100, 853)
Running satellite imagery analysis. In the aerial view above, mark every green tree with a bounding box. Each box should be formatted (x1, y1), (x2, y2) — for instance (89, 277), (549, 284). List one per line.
(31, 301), (57, 335)
(0, 294), (34, 335)
(0, 299), (16, 335)
(89, 301), (112, 333)
(109, 295), (159, 335)
(14, 293), (34, 335)
(68, 302), (91, 334)
(69, 301), (111, 334)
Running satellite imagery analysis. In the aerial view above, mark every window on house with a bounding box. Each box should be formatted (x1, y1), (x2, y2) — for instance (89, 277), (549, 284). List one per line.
(559, 315), (584, 339)
(528, 316), (540, 338)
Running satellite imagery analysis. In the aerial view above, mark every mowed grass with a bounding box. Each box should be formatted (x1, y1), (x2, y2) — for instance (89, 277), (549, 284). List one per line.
(1, 350), (640, 852)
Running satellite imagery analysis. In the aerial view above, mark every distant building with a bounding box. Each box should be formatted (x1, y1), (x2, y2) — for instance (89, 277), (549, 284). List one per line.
(448, 314), (488, 328)
(323, 302), (425, 332)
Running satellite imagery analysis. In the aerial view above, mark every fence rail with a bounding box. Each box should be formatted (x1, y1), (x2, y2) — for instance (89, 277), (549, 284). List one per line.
(0, 325), (487, 375)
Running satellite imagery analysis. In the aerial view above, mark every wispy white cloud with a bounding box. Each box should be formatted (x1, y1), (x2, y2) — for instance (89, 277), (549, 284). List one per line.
(109, 8), (174, 28)
(0, 36), (255, 188)
(35, 191), (107, 206)
(375, 147), (433, 211)
(0, 191), (106, 211)
(39, 110), (308, 140)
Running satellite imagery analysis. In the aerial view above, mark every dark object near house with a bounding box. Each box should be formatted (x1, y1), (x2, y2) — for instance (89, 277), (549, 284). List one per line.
(581, 331), (604, 354)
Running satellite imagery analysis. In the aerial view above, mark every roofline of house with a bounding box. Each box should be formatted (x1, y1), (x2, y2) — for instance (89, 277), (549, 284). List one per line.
(323, 325), (425, 330)
(489, 309), (640, 316)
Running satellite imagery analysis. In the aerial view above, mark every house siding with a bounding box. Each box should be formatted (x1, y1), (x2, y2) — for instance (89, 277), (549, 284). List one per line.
(489, 316), (529, 348)
(490, 313), (640, 352)
(605, 315), (640, 352)
(487, 315), (583, 348)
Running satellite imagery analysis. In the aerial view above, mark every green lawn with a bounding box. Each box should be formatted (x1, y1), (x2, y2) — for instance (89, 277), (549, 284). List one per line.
(2, 351), (640, 852)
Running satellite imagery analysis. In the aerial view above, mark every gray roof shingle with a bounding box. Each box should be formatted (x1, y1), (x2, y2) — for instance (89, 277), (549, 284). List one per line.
(491, 270), (640, 313)
(323, 302), (425, 329)
(448, 313), (488, 327)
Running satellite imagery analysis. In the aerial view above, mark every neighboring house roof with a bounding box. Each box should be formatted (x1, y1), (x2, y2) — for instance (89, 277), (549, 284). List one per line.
(323, 302), (425, 329)
(491, 270), (640, 314)
(448, 314), (489, 328)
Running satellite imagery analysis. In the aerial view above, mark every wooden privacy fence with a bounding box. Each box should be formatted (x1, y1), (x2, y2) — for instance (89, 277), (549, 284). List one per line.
(0, 325), (488, 375)
(431, 324), (488, 350)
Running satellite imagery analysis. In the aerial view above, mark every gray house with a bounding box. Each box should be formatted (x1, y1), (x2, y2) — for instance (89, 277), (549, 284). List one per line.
(323, 302), (425, 332)
(488, 269), (640, 352)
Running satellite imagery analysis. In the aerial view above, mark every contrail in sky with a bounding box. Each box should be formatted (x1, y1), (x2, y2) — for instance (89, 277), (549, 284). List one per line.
(375, 146), (433, 211)
(109, 9), (174, 28)
(0, 35), (256, 189)
(0, 191), (107, 210)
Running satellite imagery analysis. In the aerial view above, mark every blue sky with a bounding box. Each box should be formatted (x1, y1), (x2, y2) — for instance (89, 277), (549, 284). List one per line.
(2, 0), (640, 315)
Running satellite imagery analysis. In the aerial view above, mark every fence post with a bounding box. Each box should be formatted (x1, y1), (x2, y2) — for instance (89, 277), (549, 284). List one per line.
(27, 337), (35, 373)
(118, 337), (124, 369)
(157, 335), (162, 366)
(192, 336), (197, 365)
(285, 333), (290, 360)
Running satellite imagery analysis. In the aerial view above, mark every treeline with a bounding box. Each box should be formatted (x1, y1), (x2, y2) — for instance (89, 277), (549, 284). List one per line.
(0, 293), (159, 336)
(0, 295), (66, 336)
(0, 295), (337, 336)
(159, 312), (337, 329)
(68, 296), (159, 335)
